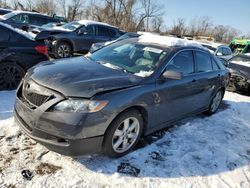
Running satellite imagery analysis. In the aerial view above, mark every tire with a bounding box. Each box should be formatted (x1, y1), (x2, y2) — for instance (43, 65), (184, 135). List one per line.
(103, 109), (143, 158)
(54, 42), (72, 58)
(0, 62), (25, 90)
(204, 89), (223, 115)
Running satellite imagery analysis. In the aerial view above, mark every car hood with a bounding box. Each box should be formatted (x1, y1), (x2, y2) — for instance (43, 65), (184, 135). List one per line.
(35, 28), (71, 40)
(229, 61), (250, 79)
(27, 56), (142, 98)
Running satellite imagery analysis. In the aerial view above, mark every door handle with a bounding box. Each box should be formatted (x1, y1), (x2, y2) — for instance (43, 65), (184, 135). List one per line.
(192, 79), (197, 82)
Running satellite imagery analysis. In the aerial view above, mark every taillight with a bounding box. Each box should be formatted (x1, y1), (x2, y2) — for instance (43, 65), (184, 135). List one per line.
(35, 45), (48, 55)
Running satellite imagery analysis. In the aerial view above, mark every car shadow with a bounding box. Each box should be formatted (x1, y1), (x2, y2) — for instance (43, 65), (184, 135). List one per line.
(75, 100), (250, 178)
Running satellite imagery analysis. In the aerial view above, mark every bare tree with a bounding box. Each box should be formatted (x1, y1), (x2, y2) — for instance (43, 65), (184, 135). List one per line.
(213, 25), (228, 42)
(151, 16), (164, 33)
(169, 18), (187, 37)
(35, 0), (57, 15)
(67, 0), (84, 21)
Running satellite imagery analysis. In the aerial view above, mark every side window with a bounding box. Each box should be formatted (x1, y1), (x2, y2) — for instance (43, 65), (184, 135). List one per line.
(78, 26), (94, 35)
(222, 48), (228, 55)
(109, 29), (117, 37)
(97, 26), (110, 37)
(212, 58), (220, 70)
(226, 48), (232, 55)
(196, 51), (213, 72)
(216, 47), (223, 55)
(166, 51), (194, 75)
(10, 14), (29, 24)
(0, 26), (10, 42)
(86, 26), (94, 35)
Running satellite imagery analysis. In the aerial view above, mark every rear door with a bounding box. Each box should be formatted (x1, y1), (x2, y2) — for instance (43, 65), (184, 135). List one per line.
(193, 50), (220, 108)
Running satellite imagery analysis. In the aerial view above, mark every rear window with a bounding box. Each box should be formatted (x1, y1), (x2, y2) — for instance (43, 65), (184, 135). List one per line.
(196, 51), (213, 72)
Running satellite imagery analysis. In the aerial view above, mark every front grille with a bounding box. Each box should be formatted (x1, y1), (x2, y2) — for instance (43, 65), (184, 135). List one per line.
(23, 91), (50, 107)
(19, 79), (54, 107)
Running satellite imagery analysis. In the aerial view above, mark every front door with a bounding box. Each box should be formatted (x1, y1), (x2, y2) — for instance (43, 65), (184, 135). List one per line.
(154, 50), (205, 126)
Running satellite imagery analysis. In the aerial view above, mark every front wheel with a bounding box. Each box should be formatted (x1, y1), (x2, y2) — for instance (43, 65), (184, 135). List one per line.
(55, 42), (72, 58)
(204, 90), (223, 115)
(103, 110), (143, 158)
(0, 62), (25, 90)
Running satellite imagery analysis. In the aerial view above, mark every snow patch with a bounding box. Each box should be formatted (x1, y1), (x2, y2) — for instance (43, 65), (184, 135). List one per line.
(138, 34), (205, 49)
(134, 70), (153, 77)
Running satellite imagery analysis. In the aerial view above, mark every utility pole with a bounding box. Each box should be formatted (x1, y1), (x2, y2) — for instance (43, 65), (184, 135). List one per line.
(146, 0), (150, 32)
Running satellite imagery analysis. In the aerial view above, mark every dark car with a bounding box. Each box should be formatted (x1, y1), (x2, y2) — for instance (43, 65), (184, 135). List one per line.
(14, 35), (229, 158)
(0, 11), (60, 30)
(227, 54), (250, 92)
(38, 20), (123, 58)
(89, 32), (140, 53)
(0, 8), (12, 15)
(0, 23), (48, 90)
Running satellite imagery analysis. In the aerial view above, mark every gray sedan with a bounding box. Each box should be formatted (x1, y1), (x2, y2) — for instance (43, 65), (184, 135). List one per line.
(14, 36), (229, 157)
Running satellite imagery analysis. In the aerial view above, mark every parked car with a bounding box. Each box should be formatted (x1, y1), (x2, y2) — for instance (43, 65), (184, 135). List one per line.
(14, 34), (229, 158)
(37, 20), (124, 58)
(89, 32), (140, 53)
(0, 11), (60, 30)
(229, 39), (250, 55)
(199, 42), (233, 61)
(227, 54), (250, 92)
(0, 23), (48, 90)
(0, 8), (12, 15)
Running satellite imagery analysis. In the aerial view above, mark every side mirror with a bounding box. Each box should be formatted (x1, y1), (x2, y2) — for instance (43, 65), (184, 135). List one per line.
(162, 70), (183, 80)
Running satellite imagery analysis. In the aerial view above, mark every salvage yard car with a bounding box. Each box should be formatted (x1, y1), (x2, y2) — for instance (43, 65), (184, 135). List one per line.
(198, 41), (233, 61)
(0, 10), (60, 30)
(0, 23), (48, 90)
(227, 54), (250, 92)
(14, 34), (229, 157)
(37, 20), (124, 58)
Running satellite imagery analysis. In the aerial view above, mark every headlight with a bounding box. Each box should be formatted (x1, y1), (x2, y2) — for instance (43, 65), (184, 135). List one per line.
(51, 99), (108, 113)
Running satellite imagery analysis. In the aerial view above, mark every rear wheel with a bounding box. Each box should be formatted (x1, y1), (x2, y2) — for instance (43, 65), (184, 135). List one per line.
(55, 42), (72, 58)
(0, 62), (25, 90)
(204, 90), (223, 115)
(103, 110), (143, 158)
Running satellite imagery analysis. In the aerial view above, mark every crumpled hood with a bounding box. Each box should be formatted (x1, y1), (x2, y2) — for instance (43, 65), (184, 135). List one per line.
(35, 28), (71, 40)
(27, 56), (142, 98)
(229, 61), (250, 79)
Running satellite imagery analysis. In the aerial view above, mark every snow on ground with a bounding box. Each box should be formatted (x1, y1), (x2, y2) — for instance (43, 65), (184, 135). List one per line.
(0, 90), (250, 188)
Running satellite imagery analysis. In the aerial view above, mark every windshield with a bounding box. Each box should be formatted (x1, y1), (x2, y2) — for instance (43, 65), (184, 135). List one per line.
(62, 21), (82, 31)
(88, 39), (168, 77)
(2, 12), (17, 19)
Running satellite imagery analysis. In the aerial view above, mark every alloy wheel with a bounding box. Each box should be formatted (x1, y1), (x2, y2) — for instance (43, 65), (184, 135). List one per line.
(112, 117), (140, 153)
(57, 44), (71, 58)
(0, 63), (24, 90)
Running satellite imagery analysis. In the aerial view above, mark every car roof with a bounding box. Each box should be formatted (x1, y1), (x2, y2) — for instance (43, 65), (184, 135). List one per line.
(77, 20), (118, 28)
(137, 33), (207, 50)
(5, 10), (55, 18)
